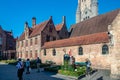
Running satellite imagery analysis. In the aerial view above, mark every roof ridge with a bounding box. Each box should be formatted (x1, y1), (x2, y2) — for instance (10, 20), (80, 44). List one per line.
(44, 32), (108, 43)
(42, 32), (109, 49)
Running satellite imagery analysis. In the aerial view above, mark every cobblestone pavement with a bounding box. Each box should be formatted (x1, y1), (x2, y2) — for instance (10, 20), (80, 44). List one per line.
(0, 63), (77, 80)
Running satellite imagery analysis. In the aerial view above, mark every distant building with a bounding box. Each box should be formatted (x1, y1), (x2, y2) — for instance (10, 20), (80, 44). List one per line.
(0, 26), (16, 60)
(76, 0), (98, 23)
(16, 16), (69, 59)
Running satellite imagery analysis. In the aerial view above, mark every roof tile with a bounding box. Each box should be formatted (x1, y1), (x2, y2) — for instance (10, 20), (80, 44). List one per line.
(70, 9), (120, 37)
(42, 32), (109, 49)
(55, 23), (64, 31)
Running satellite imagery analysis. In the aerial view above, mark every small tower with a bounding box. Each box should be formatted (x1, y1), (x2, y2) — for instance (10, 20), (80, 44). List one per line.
(24, 21), (29, 38)
(24, 21), (28, 31)
(62, 16), (66, 24)
(76, 0), (81, 23)
(32, 17), (36, 28)
(76, 0), (98, 23)
(91, 0), (98, 17)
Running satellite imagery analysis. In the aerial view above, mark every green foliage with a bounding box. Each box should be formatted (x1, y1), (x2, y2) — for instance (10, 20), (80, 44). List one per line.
(44, 65), (61, 73)
(45, 60), (56, 65)
(30, 60), (51, 69)
(0, 59), (17, 65)
(58, 66), (86, 77)
(30, 60), (37, 68)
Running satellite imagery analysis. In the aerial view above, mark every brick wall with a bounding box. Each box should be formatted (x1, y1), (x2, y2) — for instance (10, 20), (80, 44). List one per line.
(41, 43), (111, 69)
(110, 11), (120, 79)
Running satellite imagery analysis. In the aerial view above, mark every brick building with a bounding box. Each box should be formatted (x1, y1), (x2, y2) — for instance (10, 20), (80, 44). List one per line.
(16, 0), (120, 78)
(0, 26), (16, 60)
(41, 9), (120, 79)
(16, 16), (69, 60)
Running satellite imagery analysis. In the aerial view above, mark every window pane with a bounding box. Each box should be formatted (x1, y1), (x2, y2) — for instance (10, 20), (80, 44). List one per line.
(44, 49), (46, 56)
(102, 45), (109, 55)
(78, 47), (83, 55)
(53, 49), (56, 56)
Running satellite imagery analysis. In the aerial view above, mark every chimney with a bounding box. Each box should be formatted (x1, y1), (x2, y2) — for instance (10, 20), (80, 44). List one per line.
(62, 16), (66, 24)
(32, 17), (36, 27)
(10, 29), (13, 36)
(24, 21), (28, 31)
(49, 16), (52, 20)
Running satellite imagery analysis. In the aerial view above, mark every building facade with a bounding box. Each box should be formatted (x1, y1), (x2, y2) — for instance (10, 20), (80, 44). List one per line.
(41, 9), (120, 79)
(16, 0), (120, 79)
(76, 0), (98, 23)
(0, 26), (16, 60)
(16, 16), (69, 60)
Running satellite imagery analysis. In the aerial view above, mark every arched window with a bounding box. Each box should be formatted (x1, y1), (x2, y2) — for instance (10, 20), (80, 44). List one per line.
(44, 49), (46, 56)
(78, 47), (83, 55)
(102, 45), (109, 54)
(53, 49), (56, 56)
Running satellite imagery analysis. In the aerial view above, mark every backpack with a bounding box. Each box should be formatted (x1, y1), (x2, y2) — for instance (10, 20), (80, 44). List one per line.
(87, 61), (91, 67)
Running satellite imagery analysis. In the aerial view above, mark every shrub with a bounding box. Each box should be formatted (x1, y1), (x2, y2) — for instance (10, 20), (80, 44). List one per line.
(30, 60), (51, 69)
(58, 66), (86, 77)
(0, 59), (17, 65)
(44, 65), (61, 73)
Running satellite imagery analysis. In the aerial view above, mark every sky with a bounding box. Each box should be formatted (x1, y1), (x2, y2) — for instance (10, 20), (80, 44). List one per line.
(0, 0), (120, 38)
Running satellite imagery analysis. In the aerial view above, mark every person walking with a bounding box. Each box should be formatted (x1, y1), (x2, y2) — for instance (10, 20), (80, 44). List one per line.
(16, 58), (24, 80)
(36, 57), (41, 72)
(25, 58), (30, 74)
(85, 58), (91, 75)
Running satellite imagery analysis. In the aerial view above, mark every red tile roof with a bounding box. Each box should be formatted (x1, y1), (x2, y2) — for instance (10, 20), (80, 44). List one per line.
(18, 32), (25, 41)
(42, 32), (109, 49)
(55, 23), (64, 31)
(18, 20), (49, 41)
(30, 20), (49, 37)
(70, 9), (120, 37)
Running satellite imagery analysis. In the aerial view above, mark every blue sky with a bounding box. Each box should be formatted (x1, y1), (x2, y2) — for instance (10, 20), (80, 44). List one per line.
(0, 0), (120, 38)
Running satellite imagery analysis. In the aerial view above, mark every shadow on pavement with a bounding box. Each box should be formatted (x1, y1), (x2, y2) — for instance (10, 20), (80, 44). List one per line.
(0, 63), (70, 80)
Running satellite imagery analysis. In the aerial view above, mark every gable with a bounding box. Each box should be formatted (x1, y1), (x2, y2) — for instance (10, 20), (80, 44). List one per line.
(71, 9), (120, 37)
(18, 20), (49, 41)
